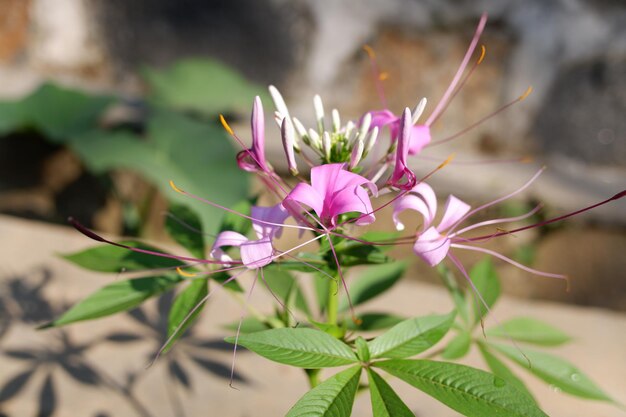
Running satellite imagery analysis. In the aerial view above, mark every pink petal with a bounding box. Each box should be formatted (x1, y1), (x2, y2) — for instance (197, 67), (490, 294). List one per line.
(411, 182), (438, 222)
(284, 182), (324, 220)
(240, 236), (274, 268)
(407, 125), (431, 155)
(392, 194), (433, 231)
(413, 227), (450, 267)
(368, 109), (397, 131)
(210, 231), (249, 265)
(237, 96), (269, 173)
(251, 203), (289, 239)
(389, 108), (416, 189)
(437, 195), (471, 232)
(329, 186), (376, 227)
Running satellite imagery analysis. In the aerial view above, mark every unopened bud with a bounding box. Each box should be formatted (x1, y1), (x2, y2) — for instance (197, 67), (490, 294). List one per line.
(269, 85), (290, 119)
(331, 109), (341, 133)
(344, 120), (355, 140)
(358, 113), (372, 141)
(349, 139), (365, 170)
(281, 118), (299, 176)
(309, 128), (321, 149)
(323, 131), (332, 161)
(364, 126), (379, 156)
(313, 94), (325, 133)
(412, 98), (427, 125)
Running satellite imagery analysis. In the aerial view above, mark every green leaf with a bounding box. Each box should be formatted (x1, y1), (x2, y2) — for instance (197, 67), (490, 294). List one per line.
(441, 331), (471, 360)
(339, 262), (406, 311)
(345, 313), (405, 332)
(286, 366), (361, 417)
(212, 271), (244, 292)
(469, 257), (501, 324)
(218, 198), (254, 236)
(354, 337), (370, 363)
(366, 369), (415, 417)
(163, 278), (209, 353)
(41, 275), (181, 328)
(368, 312), (454, 359)
(490, 343), (613, 402)
(223, 317), (270, 334)
(477, 343), (536, 403)
(437, 264), (469, 325)
(486, 317), (571, 346)
(376, 359), (548, 417)
(70, 109), (248, 233)
(142, 58), (266, 115)
(0, 83), (113, 140)
(225, 328), (358, 368)
(314, 272), (332, 314)
(262, 269), (310, 315)
(62, 241), (184, 272)
(165, 203), (206, 259)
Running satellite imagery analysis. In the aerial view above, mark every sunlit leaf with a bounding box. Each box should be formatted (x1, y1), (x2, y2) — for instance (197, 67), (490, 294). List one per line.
(469, 257), (500, 324)
(165, 203), (206, 259)
(486, 317), (571, 346)
(367, 368), (414, 417)
(477, 343), (536, 403)
(164, 278), (209, 353)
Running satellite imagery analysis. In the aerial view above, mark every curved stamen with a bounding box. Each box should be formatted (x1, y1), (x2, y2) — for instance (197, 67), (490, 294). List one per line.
(451, 203), (542, 237)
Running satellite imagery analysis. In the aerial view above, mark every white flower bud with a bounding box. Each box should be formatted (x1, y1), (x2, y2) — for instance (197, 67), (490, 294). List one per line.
(309, 128), (322, 149)
(364, 126), (379, 156)
(358, 113), (372, 142)
(349, 139), (365, 169)
(322, 131), (332, 160)
(269, 85), (290, 119)
(313, 94), (325, 133)
(412, 97), (427, 125)
(281, 118), (299, 176)
(331, 109), (341, 133)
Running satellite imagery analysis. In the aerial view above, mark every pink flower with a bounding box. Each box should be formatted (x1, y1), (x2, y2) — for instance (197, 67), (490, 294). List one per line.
(388, 108), (417, 190)
(236, 96), (271, 173)
(393, 171), (568, 281)
(284, 163), (378, 229)
(369, 108), (431, 155)
(211, 203), (289, 269)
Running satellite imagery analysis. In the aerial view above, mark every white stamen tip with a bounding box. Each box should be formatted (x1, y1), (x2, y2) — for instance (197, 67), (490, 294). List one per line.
(331, 109), (341, 133)
(412, 98), (427, 125)
(313, 94), (325, 132)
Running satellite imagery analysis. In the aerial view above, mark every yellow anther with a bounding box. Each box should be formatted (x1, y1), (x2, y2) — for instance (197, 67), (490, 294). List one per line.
(437, 153), (455, 170)
(219, 114), (234, 135)
(519, 86), (533, 101)
(363, 44), (376, 59)
(169, 180), (184, 194)
(379, 71), (389, 81)
(477, 45), (486, 65)
(176, 267), (197, 278)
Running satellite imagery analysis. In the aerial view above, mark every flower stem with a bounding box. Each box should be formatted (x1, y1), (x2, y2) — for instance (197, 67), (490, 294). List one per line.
(306, 368), (321, 388)
(326, 278), (339, 326)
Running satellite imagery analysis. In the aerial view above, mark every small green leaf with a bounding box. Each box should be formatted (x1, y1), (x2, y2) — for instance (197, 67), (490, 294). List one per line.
(41, 275), (181, 328)
(469, 257), (500, 324)
(314, 273), (332, 314)
(165, 203), (205, 259)
(490, 343), (613, 402)
(486, 317), (571, 346)
(368, 312), (454, 359)
(367, 369), (415, 417)
(339, 262), (406, 311)
(376, 359), (548, 417)
(441, 331), (471, 360)
(225, 328), (358, 368)
(164, 278), (209, 353)
(355, 337), (370, 363)
(286, 366), (361, 417)
(262, 269), (310, 315)
(310, 321), (346, 339)
(62, 241), (184, 272)
(142, 58), (266, 115)
(345, 313), (405, 332)
(477, 343), (536, 403)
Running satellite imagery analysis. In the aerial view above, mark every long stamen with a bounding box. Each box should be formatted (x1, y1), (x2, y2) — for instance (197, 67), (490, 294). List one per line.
(414, 154), (532, 166)
(451, 203), (542, 237)
(425, 13), (488, 126)
(427, 86), (533, 148)
(230, 272), (258, 389)
(259, 267), (298, 325)
(325, 235), (359, 324)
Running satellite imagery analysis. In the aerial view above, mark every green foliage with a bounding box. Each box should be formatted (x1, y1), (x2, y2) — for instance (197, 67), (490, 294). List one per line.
(164, 278), (209, 353)
(441, 331), (472, 360)
(225, 328), (358, 368)
(41, 275), (182, 328)
(165, 203), (206, 259)
(490, 343), (614, 402)
(0, 83), (113, 140)
(262, 269), (310, 315)
(142, 58), (267, 115)
(376, 359), (549, 417)
(62, 241), (184, 272)
(477, 343), (536, 402)
(286, 366), (361, 417)
(368, 312), (455, 359)
(345, 313), (405, 332)
(338, 262), (406, 311)
(469, 257), (500, 323)
(366, 369), (414, 417)
(486, 317), (571, 346)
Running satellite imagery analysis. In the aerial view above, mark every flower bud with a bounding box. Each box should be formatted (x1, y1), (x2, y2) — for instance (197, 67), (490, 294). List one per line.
(313, 94), (325, 133)
(269, 85), (290, 120)
(323, 131), (332, 161)
(412, 97), (427, 125)
(281, 118), (299, 176)
(349, 138), (365, 170)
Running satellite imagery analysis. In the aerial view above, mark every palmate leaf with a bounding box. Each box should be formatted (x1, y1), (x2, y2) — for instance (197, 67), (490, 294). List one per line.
(490, 343), (613, 402)
(477, 343), (536, 403)
(366, 369), (415, 417)
(70, 109), (248, 234)
(225, 328), (358, 368)
(62, 241), (184, 272)
(163, 278), (209, 353)
(339, 262), (406, 312)
(286, 366), (361, 417)
(368, 312), (455, 359)
(41, 275), (182, 328)
(486, 317), (571, 346)
(165, 203), (206, 259)
(441, 331), (471, 360)
(375, 359), (548, 417)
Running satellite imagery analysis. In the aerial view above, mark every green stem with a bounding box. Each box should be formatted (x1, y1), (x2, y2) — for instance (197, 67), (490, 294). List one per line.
(326, 278), (339, 326)
(305, 368), (321, 388)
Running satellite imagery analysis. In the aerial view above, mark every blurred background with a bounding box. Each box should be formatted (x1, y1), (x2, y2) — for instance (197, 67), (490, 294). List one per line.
(0, 0), (624, 416)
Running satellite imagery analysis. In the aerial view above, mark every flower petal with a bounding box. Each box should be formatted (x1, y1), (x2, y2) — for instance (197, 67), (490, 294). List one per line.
(210, 231), (249, 265)
(413, 227), (450, 267)
(410, 182), (438, 226)
(251, 203), (289, 240)
(284, 182), (324, 220)
(437, 195), (471, 232)
(240, 236), (274, 268)
(392, 194), (432, 231)
(407, 125), (431, 155)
